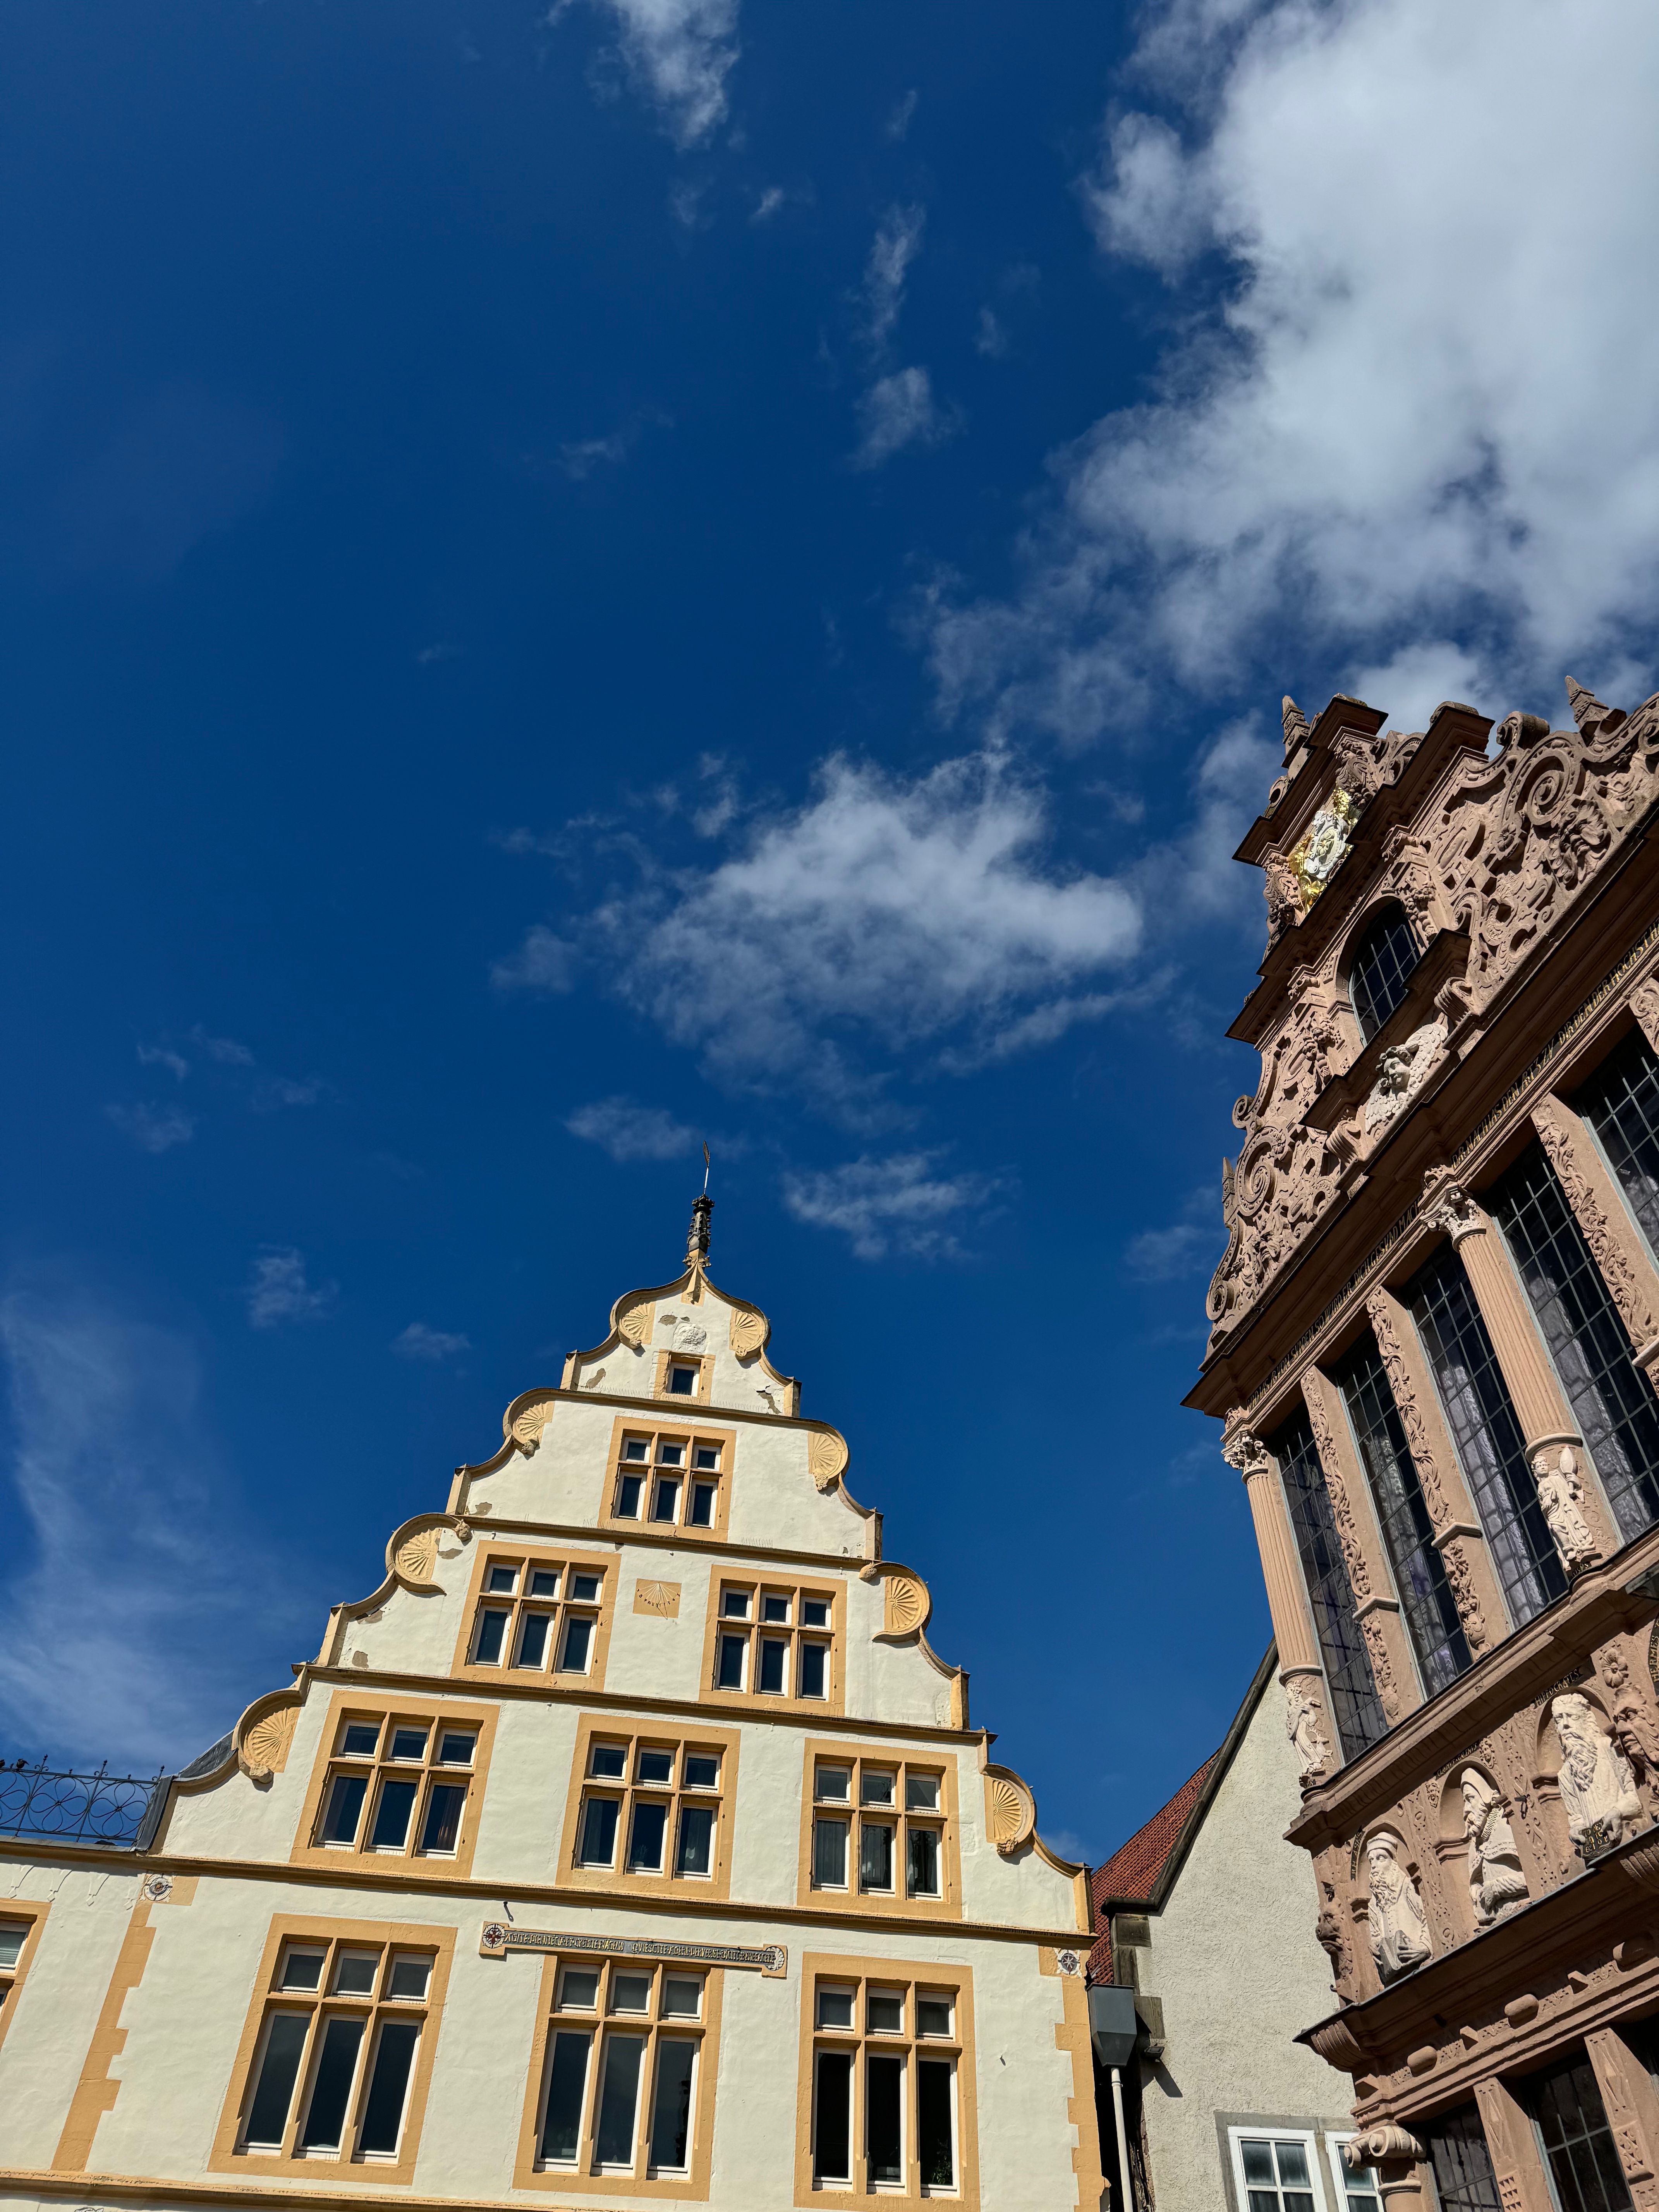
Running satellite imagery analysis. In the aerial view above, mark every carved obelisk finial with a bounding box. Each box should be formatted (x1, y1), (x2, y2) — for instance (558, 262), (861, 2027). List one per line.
(1281, 695), (1311, 755)
(687, 1194), (713, 1272)
(1565, 675), (1626, 738)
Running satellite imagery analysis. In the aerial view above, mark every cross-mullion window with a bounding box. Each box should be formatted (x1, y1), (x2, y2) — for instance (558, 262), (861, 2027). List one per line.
(1334, 1338), (1471, 1695)
(809, 1972), (962, 2197)
(1408, 1242), (1567, 1624)
(1425, 2104), (1504, 2212)
(1490, 1141), (1659, 1544)
(314, 1714), (477, 1863)
(712, 1578), (837, 1706)
(608, 1426), (727, 1537)
(810, 1756), (946, 1902)
(532, 1954), (711, 2183)
(1527, 2052), (1635, 2212)
(467, 1553), (606, 1678)
(237, 1936), (436, 2164)
(572, 1727), (725, 1889)
(1269, 1408), (1386, 1760)
(1577, 1026), (1659, 1259)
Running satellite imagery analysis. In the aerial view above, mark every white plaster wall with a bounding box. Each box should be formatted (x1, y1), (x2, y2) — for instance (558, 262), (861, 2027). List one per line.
(1137, 1685), (1352, 2212)
(0, 1861), (144, 2167)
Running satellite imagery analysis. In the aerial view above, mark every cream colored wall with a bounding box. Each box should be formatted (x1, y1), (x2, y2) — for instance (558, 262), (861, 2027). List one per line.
(1136, 1681), (1351, 2212)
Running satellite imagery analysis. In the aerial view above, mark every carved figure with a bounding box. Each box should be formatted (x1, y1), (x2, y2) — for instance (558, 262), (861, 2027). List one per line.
(1363, 1018), (1448, 1137)
(1285, 1678), (1334, 1787)
(1534, 1446), (1600, 1574)
(1314, 1905), (1348, 1983)
(670, 1319), (707, 1350)
(1364, 1831), (1432, 1983)
(1289, 792), (1358, 906)
(1263, 850), (1303, 947)
(1461, 1773), (1528, 1927)
(1600, 1649), (1659, 1786)
(1552, 1693), (1640, 1856)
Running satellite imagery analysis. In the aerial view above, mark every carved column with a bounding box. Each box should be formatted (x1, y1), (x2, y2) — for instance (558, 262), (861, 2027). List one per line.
(1473, 2075), (1556, 2212)
(1347, 2128), (1431, 2212)
(1302, 1365), (1419, 1724)
(1223, 1422), (1337, 1789)
(1367, 1286), (1504, 1651)
(1586, 2027), (1659, 2212)
(1534, 1092), (1659, 1379)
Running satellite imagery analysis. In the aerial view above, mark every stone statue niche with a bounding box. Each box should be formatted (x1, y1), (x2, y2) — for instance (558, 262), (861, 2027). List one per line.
(1549, 1692), (1640, 1859)
(1454, 1769), (1529, 1929)
(1364, 1829), (1433, 1985)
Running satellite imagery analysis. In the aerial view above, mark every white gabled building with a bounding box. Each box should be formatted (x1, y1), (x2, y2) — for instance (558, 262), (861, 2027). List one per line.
(0, 1201), (1102, 2212)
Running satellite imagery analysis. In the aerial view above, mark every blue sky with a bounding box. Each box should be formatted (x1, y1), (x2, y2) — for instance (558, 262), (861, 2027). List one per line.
(3, 0), (1657, 1865)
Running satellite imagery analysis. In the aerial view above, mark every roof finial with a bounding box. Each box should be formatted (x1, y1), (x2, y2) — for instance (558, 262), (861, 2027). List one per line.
(1565, 675), (1626, 738)
(1281, 695), (1311, 756)
(687, 1194), (713, 1273)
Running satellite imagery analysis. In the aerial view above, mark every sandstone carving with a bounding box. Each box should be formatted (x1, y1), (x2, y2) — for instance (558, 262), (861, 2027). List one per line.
(728, 1306), (767, 1358)
(1534, 1096), (1659, 1345)
(671, 1319), (707, 1351)
(1220, 1424), (1270, 1478)
(1552, 1692), (1640, 1856)
(1345, 2126), (1425, 2170)
(1461, 1772), (1528, 1927)
(1314, 1904), (1348, 1983)
(985, 1771), (1036, 1856)
(240, 1700), (299, 1783)
(1290, 790), (1360, 907)
(1422, 1174), (1483, 1244)
(1285, 1676), (1334, 1787)
(1601, 1647), (1659, 1788)
(883, 1571), (929, 1637)
(1363, 1018), (1447, 1137)
(1365, 1831), (1432, 1984)
(511, 1395), (557, 1451)
(393, 1527), (440, 1587)
(616, 1298), (654, 1349)
(1534, 1445), (1601, 1575)
(807, 1429), (848, 1492)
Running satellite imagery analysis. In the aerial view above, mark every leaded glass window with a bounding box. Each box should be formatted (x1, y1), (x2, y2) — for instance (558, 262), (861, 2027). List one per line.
(1527, 2053), (1633, 2212)
(1577, 1026), (1659, 1258)
(1426, 2104), (1503, 2212)
(1334, 1337), (1471, 1695)
(1350, 906), (1420, 1040)
(1268, 1408), (1386, 1760)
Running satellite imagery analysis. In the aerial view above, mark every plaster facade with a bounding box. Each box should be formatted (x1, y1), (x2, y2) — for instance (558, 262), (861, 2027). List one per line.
(0, 1205), (1100, 2212)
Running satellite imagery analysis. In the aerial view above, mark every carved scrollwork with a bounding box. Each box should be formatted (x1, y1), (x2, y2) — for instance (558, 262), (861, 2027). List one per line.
(1301, 1391), (1372, 1604)
(1534, 1096), (1659, 1345)
(1632, 979), (1659, 1054)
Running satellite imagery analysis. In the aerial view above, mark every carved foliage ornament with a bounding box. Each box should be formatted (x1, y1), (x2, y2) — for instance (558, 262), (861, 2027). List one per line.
(616, 1299), (654, 1350)
(1533, 1096), (1659, 1344)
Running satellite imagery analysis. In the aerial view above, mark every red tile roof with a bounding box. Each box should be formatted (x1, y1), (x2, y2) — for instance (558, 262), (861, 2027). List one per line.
(1085, 1751), (1219, 1982)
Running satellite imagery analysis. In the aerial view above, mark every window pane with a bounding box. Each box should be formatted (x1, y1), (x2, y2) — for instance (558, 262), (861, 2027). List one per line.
(299, 2015), (364, 2149)
(721, 1589), (751, 1618)
(860, 1821), (894, 1891)
(860, 1769), (895, 1807)
(579, 1796), (619, 1866)
(917, 1997), (952, 2038)
(905, 1774), (940, 1810)
(540, 2031), (591, 2162)
(636, 1748), (675, 1784)
(652, 1478), (681, 1522)
(1351, 907), (1419, 1039)
(358, 2021), (419, 2156)
(866, 2054), (904, 2183)
(649, 2039), (696, 2170)
(611, 1972), (653, 2013)
(570, 1572), (602, 1602)
(692, 1446), (720, 1470)
(419, 1783), (465, 1855)
(868, 1991), (904, 2033)
(799, 1642), (827, 1698)
(918, 2059), (954, 2187)
(529, 1568), (560, 1598)
(683, 1754), (720, 1789)
(389, 1727), (428, 1761)
(386, 1955), (430, 2000)
(657, 1441), (685, 1466)
(514, 1613), (551, 1668)
(1577, 1027), (1659, 1257)
(281, 1949), (325, 1991)
(334, 1951), (378, 1995)
(340, 1722), (380, 1757)
(762, 1594), (790, 1622)
(813, 1817), (848, 1888)
(1278, 2142), (1311, 2185)
(558, 1615), (594, 1673)
(814, 2051), (853, 2182)
(617, 1474), (643, 1518)
(589, 1743), (626, 1778)
(758, 1638), (787, 1694)
(816, 1765), (850, 1802)
(688, 1482), (716, 1527)
(668, 1365), (696, 1395)
(473, 1608), (508, 1664)
(1241, 2142), (1275, 2183)
(676, 1803), (715, 1877)
(817, 1987), (854, 2030)
(558, 1969), (599, 2010)
(908, 1825), (941, 1898)
(486, 1565), (517, 1593)
(628, 1800), (668, 1872)
(1530, 2056), (1634, 2212)
(1270, 1409), (1387, 1758)
(322, 1773), (367, 1845)
(802, 1597), (830, 1627)
(437, 1731), (475, 1765)
(246, 2013), (309, 2147)
(595, 2034), (645, 2166)
(716, 1635), (746, 1689)
(369, 1779), (418, 1851)
(622, 1436), (649, 1461)
(662, 1976), (702, 2018)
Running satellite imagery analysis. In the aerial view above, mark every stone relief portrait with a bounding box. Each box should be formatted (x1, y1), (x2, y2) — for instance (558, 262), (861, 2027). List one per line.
(1459, 1771), (1528, 1927)
(1551, 1692), (1640, 1856)
(1364, 1830), (1432, 1984)
(1534, 1446), (1599, 1573)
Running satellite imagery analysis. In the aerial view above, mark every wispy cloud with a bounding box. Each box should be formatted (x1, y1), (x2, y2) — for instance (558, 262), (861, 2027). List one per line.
(559, 0), (740, 148)
(566, 1097), (702, 1162)
(250, 1075), (326, 1111)
(106, 1102), (196, 1154)
(137, 1042), (189, 1082)
(244, 1249), (337, 1329)
(492, 925), (577, 993)
(781, 1151), (1003, 1261)
(862, 204), (926, 354)
(1125, 1187), (1223, 1282)
(885, 89), (918, 142)
(0, 1284), (303, 1767)
(393, 1323), (472, 1362)
(853, 368), (955, 471)
(190, 1025), (255, 1066)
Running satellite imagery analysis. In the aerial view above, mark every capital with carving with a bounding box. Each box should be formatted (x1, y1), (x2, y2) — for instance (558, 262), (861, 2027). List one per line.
(1346, 2126), (1426, 2171)
(1221, 1415), (1271, 1480)
(1422, 1167), (1484, 1243)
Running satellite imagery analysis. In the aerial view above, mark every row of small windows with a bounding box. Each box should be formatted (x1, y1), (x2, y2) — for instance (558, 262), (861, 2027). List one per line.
(1274, 1022), (1659, 1765)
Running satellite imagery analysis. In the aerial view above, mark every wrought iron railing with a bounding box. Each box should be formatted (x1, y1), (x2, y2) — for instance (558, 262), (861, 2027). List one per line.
(0, 1760), (169, 1849)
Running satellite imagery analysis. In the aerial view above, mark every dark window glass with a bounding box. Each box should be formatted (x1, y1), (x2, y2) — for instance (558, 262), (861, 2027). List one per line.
(1269, 1409), (1386, 1759)
(860, 1820), (894, 1891)
(814, 2051), (852, 2181)
(758, 1638), (787, 1694)
(866, 2054), (903, 2184)
(1336, 1337), (1471, 1693)
(907, 1827), (940, 1897)
(649, 2040), (695, 2169)
(246, 2014), (309, 2147)
(716, 1635), (745, 1689)
(1410, 1242), (1568, 1624)
(1350, 907), (1420, 1040)
(594, 2035), (644, 2166)
(579, 1796), (618, 1867)
(675, 1804), (714, 1877)
(799, 1642), (828, 1698)
(322, 1774), (367, 1845)
(668, 1365), (696, 1395)
(473, 1609), (508, 1664)
(559, 1616), (594, 1672)
(419, 1784), (465, 1855)
(651, 1479), (680, 1522)
(918, 2062), (954, 2188)
(616, 1474), (643, 1517)
(369, 1780), (418, 1851)
(1491, 1142), (1659, 1544)
(813, 1816), (848, 1887)
(1427, 2104), (1503, 2211)
(514, 1613), (550, 1668)
(299, 2016), (364, 2149)
(358, 2021), (419, 2156)
(628, 1800), (667, 1872)
(540, 2031), (591, 2162)
(689, 1482), (716, 1526)
(1528, 2053), (1634, 2212)
(1578, 1028), (1659, 1257)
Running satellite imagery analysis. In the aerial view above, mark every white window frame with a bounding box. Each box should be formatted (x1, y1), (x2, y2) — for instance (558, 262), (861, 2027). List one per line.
(1226, 2126), (1332, 2212)
(1324, 2134), (1381, 2210)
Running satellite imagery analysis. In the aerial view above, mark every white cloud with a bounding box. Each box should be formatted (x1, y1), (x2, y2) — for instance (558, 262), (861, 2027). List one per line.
(189, 1025), (254, 1065)
(862, 204), (926, 353)
(934, 0), (1659, 743)
(244, 1248), (337, 1329)
(1125, 1187), (1224, 1281)
(565, 0), (740, 148)
(974, 307), (1007, 360)
(250, 1075), (325, 1111)
(0, 1287), (304, 1768)
(566, 1097), (702, 1162)
(781, 1151), (1001, 1260)
(751, 185), (785, 223)
(491, 924), (577, 993)
(137, 1042), (188, 1081)
(854, 368), (954, 471)
(394, 1323), (472, 1361)
(886, 89), (918, 142)
(106, 1102), (196, 1153)
(593, 749), (1141, 1101)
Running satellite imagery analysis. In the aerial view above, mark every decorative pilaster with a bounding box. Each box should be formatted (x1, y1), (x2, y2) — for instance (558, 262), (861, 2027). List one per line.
(1223, 1419), (1334, 1789)
(1585, 2027), (1659, 2212)
(1633, 979), (1659, 1055)
(1302, 1366), (1416, 1724)
(1473, 2076), (1557, 2212)
(1533, 1092), (1659, 1379)
(1346, 2129), (1430, 2212)
(1367, 1286), (1501, 1650)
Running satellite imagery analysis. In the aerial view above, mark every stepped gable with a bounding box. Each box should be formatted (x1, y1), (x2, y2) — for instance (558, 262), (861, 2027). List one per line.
(1203, 677), (1659, 1358)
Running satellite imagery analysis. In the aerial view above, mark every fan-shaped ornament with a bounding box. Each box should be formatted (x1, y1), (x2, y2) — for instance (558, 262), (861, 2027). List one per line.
(986, 1773), (1035, 1856)
(241, 1701), (299, 1782)
(883, 1572), (929, 1636)
(729, 1306), (768, 1359)
(617, 1299), (655, 1349)
(394, 1527), (440, 1587)
(808, 1430), (848, 1492)
(512, 1395), (556, 1450)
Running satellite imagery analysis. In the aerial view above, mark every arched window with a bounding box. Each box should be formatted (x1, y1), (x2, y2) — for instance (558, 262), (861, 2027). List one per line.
(1349, 905), (1420, 1040)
